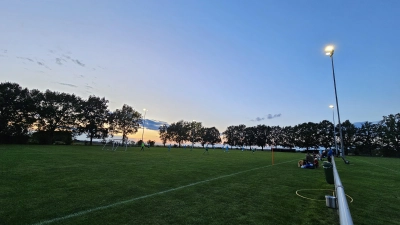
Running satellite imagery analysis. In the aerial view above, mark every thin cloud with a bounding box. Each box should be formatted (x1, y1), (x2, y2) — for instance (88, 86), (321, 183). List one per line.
(17, 57), (34, 62)
(57, 82), (77, 88)
(37, 61), (51, 70)
(267, 113), (282, 119)
(72, 59), (85, 67)
(251, 117), (265, 122)
(62, 54), (71, 60)
(55, 58), (67, 65)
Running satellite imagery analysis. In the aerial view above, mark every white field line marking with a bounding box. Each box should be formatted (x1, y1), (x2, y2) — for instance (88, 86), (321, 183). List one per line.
(31, 159), (297, 225)
(351, 157), (400, 174)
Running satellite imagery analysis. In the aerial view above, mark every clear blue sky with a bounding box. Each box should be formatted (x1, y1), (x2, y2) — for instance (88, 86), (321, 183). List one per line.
(1, 0), (399, 135)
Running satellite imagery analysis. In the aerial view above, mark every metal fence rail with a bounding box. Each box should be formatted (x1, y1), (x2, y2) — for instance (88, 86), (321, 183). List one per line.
(332, 157), (354, 225)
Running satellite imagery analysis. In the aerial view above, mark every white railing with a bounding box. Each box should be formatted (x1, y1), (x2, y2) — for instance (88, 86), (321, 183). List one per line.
(332, 157), (354, 225)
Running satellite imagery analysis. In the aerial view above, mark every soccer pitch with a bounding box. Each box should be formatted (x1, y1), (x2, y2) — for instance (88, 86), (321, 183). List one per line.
(0, 145), (399, 225)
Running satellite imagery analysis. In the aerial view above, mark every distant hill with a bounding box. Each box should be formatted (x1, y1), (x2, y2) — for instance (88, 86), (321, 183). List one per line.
(353, 121), (380, 128)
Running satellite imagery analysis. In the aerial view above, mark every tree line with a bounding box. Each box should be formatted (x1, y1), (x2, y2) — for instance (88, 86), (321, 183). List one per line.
(1, 82), (399, 157)
(158, 117), (399, 157)
(159, 120), (221, 148)
(0, 82), (143, 145)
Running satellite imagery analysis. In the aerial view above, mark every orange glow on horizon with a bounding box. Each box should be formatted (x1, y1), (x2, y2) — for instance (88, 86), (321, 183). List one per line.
(128, 129), (162, 144)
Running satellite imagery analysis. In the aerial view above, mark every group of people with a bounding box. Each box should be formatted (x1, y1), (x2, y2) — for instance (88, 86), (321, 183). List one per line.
(300, 148), (334, 169)
(300, 153), (318, 169)
(319, 149), (334, 162)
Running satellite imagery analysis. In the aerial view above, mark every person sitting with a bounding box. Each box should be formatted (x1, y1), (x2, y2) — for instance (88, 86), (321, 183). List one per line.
(301, 162), (315, 169)
(306, 153), (314, 164)
(314, 158), (319, 168)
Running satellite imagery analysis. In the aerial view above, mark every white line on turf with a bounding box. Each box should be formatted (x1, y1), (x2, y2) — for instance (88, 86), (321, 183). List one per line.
(351, 157), (399, 174)
(31, 159), (297, 225)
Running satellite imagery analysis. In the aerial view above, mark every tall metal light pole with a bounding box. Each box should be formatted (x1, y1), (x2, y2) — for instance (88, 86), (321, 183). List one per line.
(141, 109), (147, 142)
(325, 46), (345, 158)
(329, 105), (339, 155)
(191, 120), (196, 150)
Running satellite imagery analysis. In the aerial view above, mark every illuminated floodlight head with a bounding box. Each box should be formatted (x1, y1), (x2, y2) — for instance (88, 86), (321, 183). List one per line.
(325, 45), (334, 56)
(329, 105), (334, 109)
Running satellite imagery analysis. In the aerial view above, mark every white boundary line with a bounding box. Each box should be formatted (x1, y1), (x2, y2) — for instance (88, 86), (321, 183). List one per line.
(31, 159), (297, 225)
(351, 157), (400, 174)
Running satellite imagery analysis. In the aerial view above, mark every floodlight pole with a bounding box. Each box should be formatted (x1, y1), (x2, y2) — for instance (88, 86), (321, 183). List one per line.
(329, 52), (345, 158)
(330, 105), (339, 155)
(192, 120), (196, 149)
(141, 109), (147, 143)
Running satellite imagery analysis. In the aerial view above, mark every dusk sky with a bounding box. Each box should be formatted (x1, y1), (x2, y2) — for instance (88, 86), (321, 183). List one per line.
(1, 0), (399, 143)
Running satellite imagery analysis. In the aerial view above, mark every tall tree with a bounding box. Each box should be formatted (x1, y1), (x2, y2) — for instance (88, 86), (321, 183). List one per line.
(281, 126), (295, 149)
(379, 113), (400, 156)
(34, 90), (82, 141)
(167, 120), (190, 147)
(78, 96), (110, 145)
(267, 126), (283, 149)
(187, 121), (203, 146)
(201, 127), (222, 148)
(223, 124), (246, 147)
(109, 104), (142, 144)
(355, 121), (379, 156)
(318, 120), (334, 150)
(293, 123), (318, 152)
(255, 125), (270, 150)
(235, 124), (247, 147)
(159, 124), (169, 147)
(0, 82), (36, 143)
(223, 125), (237, 147)
(244, 126), (257, 148)
(340, 120), (357, 155)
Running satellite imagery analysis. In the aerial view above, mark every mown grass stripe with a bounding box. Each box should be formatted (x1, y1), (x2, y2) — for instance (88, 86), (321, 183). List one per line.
(31, 159), (296, 225)
(351, 157), (400, 174)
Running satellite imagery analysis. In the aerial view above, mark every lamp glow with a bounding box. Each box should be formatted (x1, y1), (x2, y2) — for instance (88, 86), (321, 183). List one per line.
(325, 45), (335, 56)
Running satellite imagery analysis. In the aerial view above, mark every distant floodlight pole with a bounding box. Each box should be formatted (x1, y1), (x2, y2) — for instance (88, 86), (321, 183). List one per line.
(191, 120), (196, 149)
(329, 105), (339, 155)
(141, 109), (147, 142)
(325, 46), (344, 158)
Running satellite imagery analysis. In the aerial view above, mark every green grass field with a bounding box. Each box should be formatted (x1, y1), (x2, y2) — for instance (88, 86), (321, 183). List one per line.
(0, 145), (399, 225)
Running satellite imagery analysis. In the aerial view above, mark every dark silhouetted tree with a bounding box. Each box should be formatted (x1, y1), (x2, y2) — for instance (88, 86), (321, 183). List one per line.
(34, 90), (82, 142)
(78, 96), (110, 145)
(0, 82), (36, 143)
(159, 124), (169, 147)
(167, 120), (190, 147)
(202, 127), (221, 148)
(109, 104), (142, 144)
(355, 121), (379, 156)
(340, 120), (357, 155)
